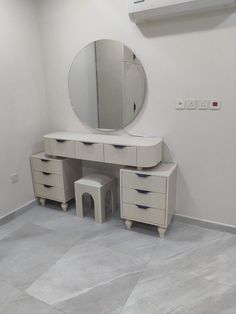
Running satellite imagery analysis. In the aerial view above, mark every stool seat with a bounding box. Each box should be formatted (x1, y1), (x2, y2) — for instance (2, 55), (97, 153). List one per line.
(75, 173), (116, 224)
(78, 174), (113, 187)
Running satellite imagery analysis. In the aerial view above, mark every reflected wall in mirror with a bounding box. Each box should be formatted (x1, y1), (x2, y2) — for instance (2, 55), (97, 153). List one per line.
(68, 39), (146, 130)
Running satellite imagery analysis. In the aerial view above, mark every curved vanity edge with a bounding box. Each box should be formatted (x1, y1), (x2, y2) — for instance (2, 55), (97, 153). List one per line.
(43, 131), (163, 168)
(137, 141), (163, 168)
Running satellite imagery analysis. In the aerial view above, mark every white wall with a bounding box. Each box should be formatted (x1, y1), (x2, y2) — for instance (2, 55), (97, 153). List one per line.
(37, 0), (236, 227)
(0, 0), (50, 217)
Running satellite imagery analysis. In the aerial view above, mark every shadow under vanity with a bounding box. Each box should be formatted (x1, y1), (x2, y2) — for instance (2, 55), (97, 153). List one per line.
(31, 39), (177, 237)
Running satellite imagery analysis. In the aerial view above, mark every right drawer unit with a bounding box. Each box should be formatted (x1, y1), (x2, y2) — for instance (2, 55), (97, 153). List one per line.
(120, 163), (177, 238)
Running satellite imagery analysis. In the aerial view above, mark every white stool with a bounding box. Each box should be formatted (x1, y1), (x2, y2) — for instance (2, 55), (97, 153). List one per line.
(75, 174), (116, 224)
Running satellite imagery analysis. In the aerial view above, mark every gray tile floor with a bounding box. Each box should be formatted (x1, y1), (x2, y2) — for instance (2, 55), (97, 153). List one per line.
(0, 203), (236, 314)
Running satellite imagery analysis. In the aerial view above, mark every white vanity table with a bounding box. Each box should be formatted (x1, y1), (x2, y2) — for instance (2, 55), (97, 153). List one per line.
(31, 39), (177, 237)
(38, 131), (177, 237)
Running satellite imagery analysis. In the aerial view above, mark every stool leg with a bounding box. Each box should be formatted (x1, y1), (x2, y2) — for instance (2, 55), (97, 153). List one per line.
(94, 192), (105, 224)
(111, 190), (116, 213)
(76, 192), (84, 218)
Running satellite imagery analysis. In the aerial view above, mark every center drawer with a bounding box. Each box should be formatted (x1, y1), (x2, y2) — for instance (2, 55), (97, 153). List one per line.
(122, 188), (166, 210)
(31, 158), (62, 175)
(49, 139), (75, 158)
(33, 171), (64, 188)
(75, 142), (104, 162)
(104, 144), (136, 166)
(35, 183), (65, 202)
(122, 172), (166, 194)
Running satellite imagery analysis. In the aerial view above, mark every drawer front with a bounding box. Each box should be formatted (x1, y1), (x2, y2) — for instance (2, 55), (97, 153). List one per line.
(122, 188), (166, 210)
(35, 183), (65, 202)
(31, 158), (62, 175)
(50, 139), (75, 158)
(104, 144), (136, 166)
(122, 203), (165, 226)
(33, 171), (63, 188)
(122, 172), (166, 194)
(75, 142), (104, 162)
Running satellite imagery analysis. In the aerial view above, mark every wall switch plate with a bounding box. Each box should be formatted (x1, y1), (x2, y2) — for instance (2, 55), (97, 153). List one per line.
(176, 99), (185, 110)
(210, 100), (221, 110)
(186, 100), (197, 110)
(10, 173), (18, 184)
(198, 100), (209, 110)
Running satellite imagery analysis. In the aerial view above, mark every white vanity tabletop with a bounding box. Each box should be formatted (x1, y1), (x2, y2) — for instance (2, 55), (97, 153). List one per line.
(44, 132), (162, 147)
(123, 162), (177, 177)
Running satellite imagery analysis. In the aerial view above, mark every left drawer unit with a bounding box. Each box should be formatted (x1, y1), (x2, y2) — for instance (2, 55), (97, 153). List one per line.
(31, 152), (82, 211)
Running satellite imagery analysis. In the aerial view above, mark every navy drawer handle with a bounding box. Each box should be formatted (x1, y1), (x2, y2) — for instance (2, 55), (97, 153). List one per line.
(56, 139), (66, 143)
(136, 205), (150, 210)
(41, 159), (49, 163)
(135, 189), (150, 194)
(136, 173), (150, 178)
(42, 172), (51, 176)
(43, 185), (52, 188)
(82, 142), (94, 146)
(113, 145), (126, 149)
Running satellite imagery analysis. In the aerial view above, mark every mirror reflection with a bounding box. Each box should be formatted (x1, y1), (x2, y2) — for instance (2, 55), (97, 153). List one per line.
(68, 39), (146, 130)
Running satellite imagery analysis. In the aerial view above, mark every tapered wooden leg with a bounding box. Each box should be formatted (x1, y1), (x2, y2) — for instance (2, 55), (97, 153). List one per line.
(158, 226), (167, 238)
(39, 198), (46, 206)
(125, 219), (133, 230)
(61, 203), (68, 212)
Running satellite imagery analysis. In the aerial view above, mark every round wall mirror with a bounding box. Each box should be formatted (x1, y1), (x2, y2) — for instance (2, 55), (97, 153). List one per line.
(68, 39), (146, 130)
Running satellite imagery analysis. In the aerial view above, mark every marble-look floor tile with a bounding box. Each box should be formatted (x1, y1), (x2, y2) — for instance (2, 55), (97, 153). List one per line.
(27, 242), (146, 306)
(0, 205), (65, 241)
(87, 227), (159, 262)
(1, 205), (236, 314)
(166, 235), (236, 277)
(0, 223), (75, 290)
(172, 284), (236, 314)
(54, 272), (140, 314)
(33, 208), (116, 243)
(164, 220), (232, 249)
(0, 281), (22, 313)
(121, 275), (230, 314)
(1, 294), (65, 314)
(205, 260), (236, 287)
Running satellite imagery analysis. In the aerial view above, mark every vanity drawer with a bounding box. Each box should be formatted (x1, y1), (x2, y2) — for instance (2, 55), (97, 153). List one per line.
(104, 144), (136, 166)
(122, 188), (166, 210)
(33, 171), (64, 188)
(49, 139), (75, 158)
(122, 172), (166, 194)
(31, 158), (62, 175)
(35, 183), (65, 202)
(75, 142), (104, 162)
(122, 203), (165, 226)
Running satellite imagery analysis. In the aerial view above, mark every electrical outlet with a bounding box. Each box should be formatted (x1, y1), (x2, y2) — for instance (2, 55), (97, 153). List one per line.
(176, 99), (185, 110)
(10, 173), (18, 184)
(198, 100), (209, 110)
(186, 100), (197, 110)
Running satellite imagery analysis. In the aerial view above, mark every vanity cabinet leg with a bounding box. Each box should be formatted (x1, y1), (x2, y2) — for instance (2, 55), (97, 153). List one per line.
(61, 203), (69, 212)
(158, 227), (166, 238)
(125, 219), (133, 230)
(39, 198), (46, 206)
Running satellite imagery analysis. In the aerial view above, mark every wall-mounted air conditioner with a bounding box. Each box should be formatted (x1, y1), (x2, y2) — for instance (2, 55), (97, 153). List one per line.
(128, 0), (236, 23)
